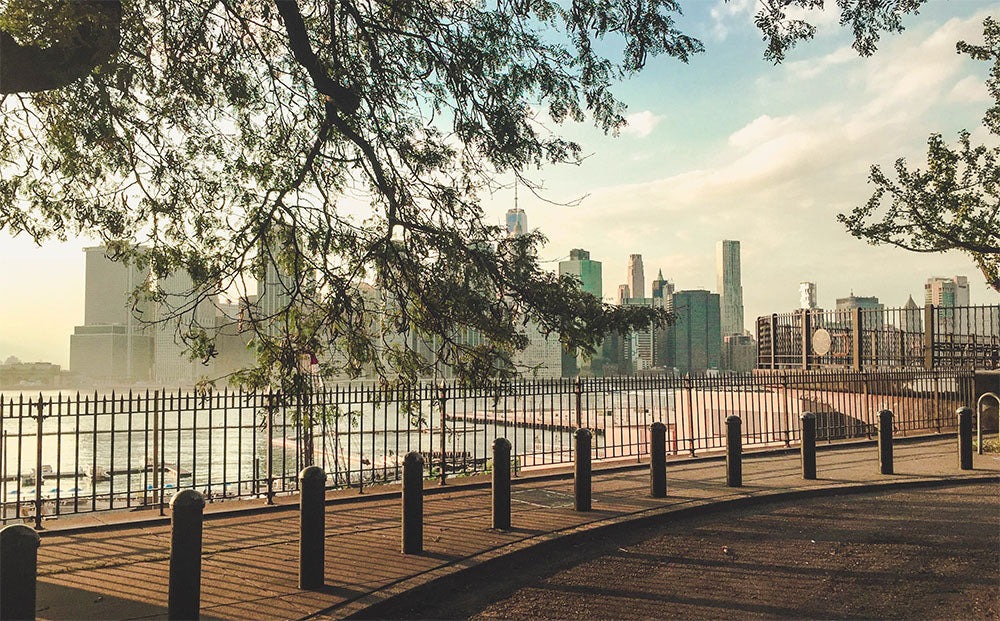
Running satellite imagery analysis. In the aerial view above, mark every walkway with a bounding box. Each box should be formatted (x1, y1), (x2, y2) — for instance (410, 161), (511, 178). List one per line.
(30, 436), (999, 620)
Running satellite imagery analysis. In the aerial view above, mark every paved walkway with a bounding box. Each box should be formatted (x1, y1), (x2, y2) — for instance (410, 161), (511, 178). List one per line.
(30, 436), (999, 620)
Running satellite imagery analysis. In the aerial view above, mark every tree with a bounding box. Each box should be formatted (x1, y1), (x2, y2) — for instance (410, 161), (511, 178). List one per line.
(839, 17), (1000, 293)
(0, 0), (929, 389)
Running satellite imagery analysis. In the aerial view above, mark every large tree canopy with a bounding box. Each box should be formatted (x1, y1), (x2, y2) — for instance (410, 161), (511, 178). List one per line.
(840, 17), (1000, 293)
(0, 0), (929, 389)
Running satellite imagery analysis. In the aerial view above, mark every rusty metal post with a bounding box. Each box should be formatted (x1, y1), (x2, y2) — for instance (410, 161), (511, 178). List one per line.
(878, 409), (894, 475)
(649, 422), (667, 498)
(401, 452), (424, 554)
(492, 438), (511, 530)
(438, 384), (447, 485)
(958, 407), (973, 470)
(726, 416), (742, 487)
(574, 428), (592, 511)
(168, 490), (205, 620)
(684, 375), (695, 456)
(801, 309), (811, 370)
(800, 413), (816, 480)
(851, 307), (862, 371)
(1, 524), (40, 621)
(299, 466), (327, 589)
(923, 304), (935, 371)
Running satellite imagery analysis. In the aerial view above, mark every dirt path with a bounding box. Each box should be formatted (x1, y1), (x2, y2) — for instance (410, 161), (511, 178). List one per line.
(390, 482), (999, 620)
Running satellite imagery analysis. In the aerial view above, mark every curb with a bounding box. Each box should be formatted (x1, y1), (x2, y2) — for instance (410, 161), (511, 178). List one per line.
(327, 470), (997, 620)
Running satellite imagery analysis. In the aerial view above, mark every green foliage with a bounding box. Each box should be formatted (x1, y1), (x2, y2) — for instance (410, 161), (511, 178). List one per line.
(839, 17), (1000, 292)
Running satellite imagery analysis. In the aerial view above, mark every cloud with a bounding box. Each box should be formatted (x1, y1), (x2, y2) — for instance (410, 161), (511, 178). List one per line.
(621, 111), (663, 138)
(709, 0), (754, 41)
(949, 75), (990, 103)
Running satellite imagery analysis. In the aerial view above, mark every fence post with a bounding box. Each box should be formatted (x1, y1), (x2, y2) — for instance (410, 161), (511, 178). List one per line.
(401, 452), (423, 554)
(574, 376), (583, 429)
(649, 422), (667, 498)
(957, 407), (974, 470)
(851, 307), (862, 371)
(770, 314), (778, 370)
(168, 490), (205, 621)
(923, 304), (935, 371)
(298, 466), (327, 589)
(574, 428), (592, 511)
(0, 524), (40, 621)
(438, 384), (447, 485)
(726, 416), (742, 487)
(152, 390), (160, 509)
(800, 413), (816, 480)
(878, 409), (894, 475)
(34, 397), (43, 530)
(266, 400), (274, 505)
(492, 438), (511, 530)
(684, 375), (695, 456)
(801, 309), (811, 370)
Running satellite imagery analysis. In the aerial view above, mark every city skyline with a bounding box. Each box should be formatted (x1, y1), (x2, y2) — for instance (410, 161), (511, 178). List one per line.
(3, 1), (1000, 366)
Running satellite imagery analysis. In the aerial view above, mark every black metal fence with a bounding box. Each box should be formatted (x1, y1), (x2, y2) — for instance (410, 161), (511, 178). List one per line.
(0, 369), (974, 525)
(757, 304), (1000, 370)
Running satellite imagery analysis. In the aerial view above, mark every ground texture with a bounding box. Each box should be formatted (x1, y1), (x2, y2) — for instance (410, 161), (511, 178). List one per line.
(396, 483), (999, 620)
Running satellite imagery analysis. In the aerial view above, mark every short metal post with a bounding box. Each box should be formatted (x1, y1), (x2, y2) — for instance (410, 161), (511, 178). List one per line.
(492, 438), (511, 530)
(168, 490), (205, 621)
(1, 524), (40, 621)
(726, 416), (742, 487)
(401, 452), (423, 554)
(299, 466), (327, 589)
(574, 428), (592, 511)
(878, 409), (894, 475)
(958, 407), (973, 470)
(800, 413), (816, 480)
(649, 422), (667, 498)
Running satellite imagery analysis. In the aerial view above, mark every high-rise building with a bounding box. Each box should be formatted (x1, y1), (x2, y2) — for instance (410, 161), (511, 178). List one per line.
(506, 207), (527, 238)
(925, 276), (971, 333)
(666, 289), (722, 374)
(722, 334), (756, 372)
(902, 295), (922, 334)
(799, 282), (817, 310)
(559, 249), (602, 298)
(716, 240), (744, 336)
(651, 269), (674, 300)
(617, 284), (631, 304)
(627, 254), (645, 299)
(621, 295), (659, 371)
(153, 270), (217, 386)
(70, 247), (154, 382)
(836, 293), (885, 330)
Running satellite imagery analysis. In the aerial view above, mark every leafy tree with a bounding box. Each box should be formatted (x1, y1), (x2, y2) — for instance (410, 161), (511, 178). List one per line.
(839, 17), (1000, 293)
(0, 0), (928, 389)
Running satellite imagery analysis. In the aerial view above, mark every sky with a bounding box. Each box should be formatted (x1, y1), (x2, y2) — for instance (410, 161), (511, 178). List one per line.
(2, 0), (999, 367)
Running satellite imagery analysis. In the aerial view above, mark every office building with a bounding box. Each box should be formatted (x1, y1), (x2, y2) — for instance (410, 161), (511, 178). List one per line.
(799, 282), (817, 310)
(627, 254), (645, 299)
(836, 293), (885, 331)
(506, 207), (527, 238)
(666, 289), (721, 374)
(722, 334), (756, 372)
(153, 269), (217, 386)
(716, 240), (744, 336)
(924, 276), (970, 307)
(559, 249), (602, 297)
(651, 269), (674, 300)
(617, 284), (630, 304)
(70, 247), (154, 382)
(902, 295), (922, 334)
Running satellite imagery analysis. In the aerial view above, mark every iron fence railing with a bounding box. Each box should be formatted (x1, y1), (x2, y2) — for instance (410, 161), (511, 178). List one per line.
(757, 304), (1000, 370)
(0, 369), (974, 525)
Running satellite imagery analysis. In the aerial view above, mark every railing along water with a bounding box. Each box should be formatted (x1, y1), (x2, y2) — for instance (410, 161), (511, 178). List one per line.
(0, 369), (974, 523)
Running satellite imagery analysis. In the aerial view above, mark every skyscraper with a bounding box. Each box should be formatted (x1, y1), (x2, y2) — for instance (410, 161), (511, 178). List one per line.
(505, 207), (527, 237)
(559, 249), (602, 298)
(627, 254), (645, 299)
(924, 276), (970, 307)
(651, 269), (674, 300)
(617, 284), (631, 304)
(666, 289), (722, 374)
(799, 282), (817, 310)
(716, 240), (744, 336)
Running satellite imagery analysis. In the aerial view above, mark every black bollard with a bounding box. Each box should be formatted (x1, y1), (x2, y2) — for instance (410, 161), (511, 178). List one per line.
(168, 490), (205, 621)
(492, 438), (512, 530)
(878, 409), (894, 475)
(401, 452), (424, 554)
(726, 416), (742, 487)
(574, 428), (592, 511)
(1, 524), (40, 621)
(649, 422), (667, 498)
(800, 413), (817, 480)
(299, 466), (327, 589)
(958, 407), (974, 470)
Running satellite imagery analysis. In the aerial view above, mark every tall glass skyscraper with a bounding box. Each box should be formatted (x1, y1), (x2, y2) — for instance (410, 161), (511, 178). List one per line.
(506, 207), (527, 237)
(627, 254), (645, 299)
(558, 248), (602, 297)
(715, 240), (744, 337)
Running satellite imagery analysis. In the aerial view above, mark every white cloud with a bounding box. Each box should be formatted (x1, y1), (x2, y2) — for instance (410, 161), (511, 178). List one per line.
(949, 75), (990, 103)
(621, 110), (663, 138)
(709, 0), (754, 41)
